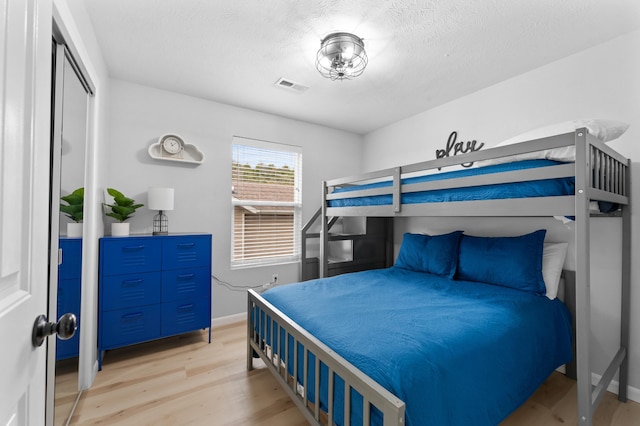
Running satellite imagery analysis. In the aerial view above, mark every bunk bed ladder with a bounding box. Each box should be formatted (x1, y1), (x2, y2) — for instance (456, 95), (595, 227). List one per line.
(574, 130), (631, 425)
(304, 202), (394, 280)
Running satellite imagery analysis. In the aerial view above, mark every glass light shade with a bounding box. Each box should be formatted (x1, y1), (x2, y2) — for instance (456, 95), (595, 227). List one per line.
(148, 187), (174, 211)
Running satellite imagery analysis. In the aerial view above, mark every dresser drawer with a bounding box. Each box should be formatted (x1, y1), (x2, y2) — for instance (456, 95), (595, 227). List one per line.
(162, 235), (211, 270)
(101, 305), (161, 348)
(161, 300), (210, 337)
(56, 282), (81, 333)
(101, 272), (162, 311)
(57, 332), (80, 360)
(57, 278), (81, 313)
(101, 238), (161, 275)
(59, 238), (82, 280)
(161, 267), (210, 303)
(57, 279), (81, 360)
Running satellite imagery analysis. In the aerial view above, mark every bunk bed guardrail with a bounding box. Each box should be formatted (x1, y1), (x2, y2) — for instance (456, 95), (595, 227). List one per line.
(323, 129), (628, 218)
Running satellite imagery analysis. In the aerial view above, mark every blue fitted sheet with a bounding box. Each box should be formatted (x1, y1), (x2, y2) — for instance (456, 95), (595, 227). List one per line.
(327, 159), (575, 207)
(260, 268), (573, 426)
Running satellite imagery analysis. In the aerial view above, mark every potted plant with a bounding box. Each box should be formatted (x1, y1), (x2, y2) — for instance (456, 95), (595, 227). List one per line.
(60, 187), (84, 237)
(104, 188), (144, 236)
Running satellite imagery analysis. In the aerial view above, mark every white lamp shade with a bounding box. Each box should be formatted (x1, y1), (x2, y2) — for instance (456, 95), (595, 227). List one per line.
(148, 187), (174, 211)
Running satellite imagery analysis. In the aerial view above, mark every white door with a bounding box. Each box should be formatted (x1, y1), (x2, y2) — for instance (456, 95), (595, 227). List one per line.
(0, 0), (53, 424)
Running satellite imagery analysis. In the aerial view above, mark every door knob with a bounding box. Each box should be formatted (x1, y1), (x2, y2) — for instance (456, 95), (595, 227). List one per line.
(32, 313), (77, 347)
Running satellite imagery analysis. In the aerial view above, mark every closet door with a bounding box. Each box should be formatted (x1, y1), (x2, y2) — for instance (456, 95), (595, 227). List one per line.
(49, 39), (91, 425)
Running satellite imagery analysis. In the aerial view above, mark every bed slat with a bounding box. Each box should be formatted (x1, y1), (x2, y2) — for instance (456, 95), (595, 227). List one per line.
(328, 367), (335, 423)
(344, 382), (351, 426)
(303, 346), (309, 407)
(315, 355), (321, 420)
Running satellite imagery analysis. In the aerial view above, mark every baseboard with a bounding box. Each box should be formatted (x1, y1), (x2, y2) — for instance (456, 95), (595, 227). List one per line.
(211, 312), (245, 328)
(591, 372), (640, 404)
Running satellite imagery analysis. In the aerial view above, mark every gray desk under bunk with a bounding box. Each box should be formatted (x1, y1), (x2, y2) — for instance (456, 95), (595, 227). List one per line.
(319, 128), (631, 425)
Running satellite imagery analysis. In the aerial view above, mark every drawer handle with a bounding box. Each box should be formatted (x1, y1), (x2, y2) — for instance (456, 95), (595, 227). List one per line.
(177, 243), (195, 248)
(121, 312), (143, 320)
(122, 245), (145, 251)
(122, 278), (143, 286)
(177, 304), (194, 312)
(177, 273), (195, 279)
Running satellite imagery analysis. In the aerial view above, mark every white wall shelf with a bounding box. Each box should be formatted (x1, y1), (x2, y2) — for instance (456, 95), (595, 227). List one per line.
(148, 135), (205, 165)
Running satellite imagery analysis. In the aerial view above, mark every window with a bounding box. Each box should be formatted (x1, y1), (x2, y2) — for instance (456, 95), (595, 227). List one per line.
(231, 137), (302, 268)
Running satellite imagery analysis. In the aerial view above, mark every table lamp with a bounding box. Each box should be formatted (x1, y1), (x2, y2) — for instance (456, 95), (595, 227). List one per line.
(148, 187), (174, 235)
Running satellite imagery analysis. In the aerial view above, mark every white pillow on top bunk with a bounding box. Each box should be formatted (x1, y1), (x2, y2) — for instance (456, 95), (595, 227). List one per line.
(480, 119), (629, 166)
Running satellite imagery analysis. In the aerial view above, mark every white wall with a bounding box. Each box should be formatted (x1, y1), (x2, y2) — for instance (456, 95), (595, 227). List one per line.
(363, 30), (640, 396)
(106, 79), (363, 318)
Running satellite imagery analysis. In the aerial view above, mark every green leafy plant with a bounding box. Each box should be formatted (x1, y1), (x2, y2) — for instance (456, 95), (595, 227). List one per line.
(104, 188), (144, 223)
(60, 187), (84, 223)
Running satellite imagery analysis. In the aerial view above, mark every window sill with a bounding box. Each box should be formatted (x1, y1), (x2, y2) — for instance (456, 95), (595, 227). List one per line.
(230, 258), (300, 271)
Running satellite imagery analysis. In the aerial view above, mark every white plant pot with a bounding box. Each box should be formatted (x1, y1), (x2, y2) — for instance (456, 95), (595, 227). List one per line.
(111, 222), (130, 237)
(67, 222), (83, 238)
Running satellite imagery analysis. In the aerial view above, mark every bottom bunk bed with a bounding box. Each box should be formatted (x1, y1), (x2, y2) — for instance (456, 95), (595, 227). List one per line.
(248, 230), (575, 426)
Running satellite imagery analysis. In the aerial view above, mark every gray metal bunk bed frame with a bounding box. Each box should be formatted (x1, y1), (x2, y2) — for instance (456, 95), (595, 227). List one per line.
(247, 128), (631, 426)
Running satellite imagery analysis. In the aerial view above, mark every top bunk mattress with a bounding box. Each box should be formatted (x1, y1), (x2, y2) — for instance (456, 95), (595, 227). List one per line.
(327, 159), (574, 208)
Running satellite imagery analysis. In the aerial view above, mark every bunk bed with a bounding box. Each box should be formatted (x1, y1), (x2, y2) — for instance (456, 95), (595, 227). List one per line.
(247, 123), (631, 426)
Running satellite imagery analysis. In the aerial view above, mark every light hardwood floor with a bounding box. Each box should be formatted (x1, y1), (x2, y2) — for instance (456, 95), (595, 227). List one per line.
(68, 321), (640, 425)
(55, 357), (80, 425)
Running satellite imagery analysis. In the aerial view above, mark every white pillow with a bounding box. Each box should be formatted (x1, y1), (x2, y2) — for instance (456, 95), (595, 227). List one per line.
(542, 242), (568, 300)
(479, 119), (630, 166)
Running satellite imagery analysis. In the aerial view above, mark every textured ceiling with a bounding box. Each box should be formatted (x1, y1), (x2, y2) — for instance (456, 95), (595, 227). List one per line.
(83, 0), (640, 135)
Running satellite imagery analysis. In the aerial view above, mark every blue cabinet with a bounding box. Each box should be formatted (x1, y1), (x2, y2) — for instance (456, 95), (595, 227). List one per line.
(57, 237), (82, 360)
(98, 234), (212, 368)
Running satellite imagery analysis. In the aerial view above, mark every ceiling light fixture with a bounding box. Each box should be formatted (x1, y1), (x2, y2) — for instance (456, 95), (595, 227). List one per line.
(315, 32), (368, 81)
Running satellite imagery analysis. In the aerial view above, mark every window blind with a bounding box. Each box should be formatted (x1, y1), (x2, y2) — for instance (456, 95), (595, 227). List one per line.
(231, 137), (302, 267)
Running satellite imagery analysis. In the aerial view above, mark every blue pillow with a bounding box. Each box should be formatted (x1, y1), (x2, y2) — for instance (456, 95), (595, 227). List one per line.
(456, 230), (547, 294)
(394, 231), (463, 278)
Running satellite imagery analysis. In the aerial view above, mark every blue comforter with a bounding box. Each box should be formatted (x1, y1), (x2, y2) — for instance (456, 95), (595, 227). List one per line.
(327, 159), (575, 207)
(261, 268), (573, 425)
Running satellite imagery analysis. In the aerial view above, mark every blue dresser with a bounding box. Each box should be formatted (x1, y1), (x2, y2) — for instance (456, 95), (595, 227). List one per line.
(57, 237), (82, 360)
(98, 234), (212, 368)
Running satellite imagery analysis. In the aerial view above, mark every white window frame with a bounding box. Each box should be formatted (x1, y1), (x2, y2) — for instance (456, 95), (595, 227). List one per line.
(231, 136), (302, 269)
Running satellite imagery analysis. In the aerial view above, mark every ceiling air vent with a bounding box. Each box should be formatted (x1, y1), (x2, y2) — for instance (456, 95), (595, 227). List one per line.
(275, 78), (309, 94)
